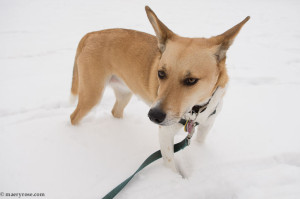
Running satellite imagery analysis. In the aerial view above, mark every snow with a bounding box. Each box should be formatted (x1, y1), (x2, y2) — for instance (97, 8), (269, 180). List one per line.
(1, 0), (300, 198)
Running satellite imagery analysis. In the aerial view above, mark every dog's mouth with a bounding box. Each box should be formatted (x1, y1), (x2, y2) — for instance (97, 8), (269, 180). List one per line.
(157, 117), (181, 126)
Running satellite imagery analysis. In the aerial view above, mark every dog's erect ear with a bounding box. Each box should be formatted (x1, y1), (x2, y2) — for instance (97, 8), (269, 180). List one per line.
(211, 16), (250, 62)
(145, 6), (174, 52)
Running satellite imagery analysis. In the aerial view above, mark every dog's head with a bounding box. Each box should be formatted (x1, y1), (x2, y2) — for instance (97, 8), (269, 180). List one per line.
(145, 6), (249, 125)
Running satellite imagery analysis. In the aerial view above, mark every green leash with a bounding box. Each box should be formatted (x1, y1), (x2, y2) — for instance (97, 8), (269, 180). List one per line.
(102, 136), (190, 199)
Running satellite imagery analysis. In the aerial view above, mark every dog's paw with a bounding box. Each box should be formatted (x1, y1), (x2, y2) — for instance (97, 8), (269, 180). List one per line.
(111, 109), (123, 119)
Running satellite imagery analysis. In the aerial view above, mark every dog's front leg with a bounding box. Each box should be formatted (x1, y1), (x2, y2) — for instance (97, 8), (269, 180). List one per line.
(196, 118), (215, 143)
(159, 124), (182, 172)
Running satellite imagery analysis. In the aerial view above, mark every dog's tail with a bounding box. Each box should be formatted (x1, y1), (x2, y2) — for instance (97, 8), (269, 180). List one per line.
(70, 33), (90, 103)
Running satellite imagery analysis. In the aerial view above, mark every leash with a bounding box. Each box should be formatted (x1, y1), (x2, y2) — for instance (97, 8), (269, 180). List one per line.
(102, 135), (190, 199)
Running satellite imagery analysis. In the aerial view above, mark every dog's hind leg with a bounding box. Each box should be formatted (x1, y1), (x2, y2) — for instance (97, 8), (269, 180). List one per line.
(70, 59), (109, 125)
(110, 76), (132, 118)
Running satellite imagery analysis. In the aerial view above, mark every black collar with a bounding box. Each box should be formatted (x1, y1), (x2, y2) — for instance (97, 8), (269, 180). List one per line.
(178, 87), (218, 126)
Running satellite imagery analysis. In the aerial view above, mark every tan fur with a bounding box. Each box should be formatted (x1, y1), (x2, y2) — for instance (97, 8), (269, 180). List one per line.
(70, 6), (249, 125)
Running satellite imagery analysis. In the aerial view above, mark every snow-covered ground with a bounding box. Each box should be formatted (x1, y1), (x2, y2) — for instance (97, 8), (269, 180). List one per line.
(1, 0), (300, 198)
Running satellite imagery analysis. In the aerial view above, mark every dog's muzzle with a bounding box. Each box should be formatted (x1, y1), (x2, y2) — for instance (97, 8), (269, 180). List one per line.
(148, 108), (166, 124)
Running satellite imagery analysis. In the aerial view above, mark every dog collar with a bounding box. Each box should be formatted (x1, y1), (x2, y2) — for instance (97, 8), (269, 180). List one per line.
(178, 87), (219, 144)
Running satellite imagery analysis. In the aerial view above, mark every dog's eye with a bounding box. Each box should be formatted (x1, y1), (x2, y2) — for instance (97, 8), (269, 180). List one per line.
(183, 78), (198, 86)
(158, 70), (167, 80)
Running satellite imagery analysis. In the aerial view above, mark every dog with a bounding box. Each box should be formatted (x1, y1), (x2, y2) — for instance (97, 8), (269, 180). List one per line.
(70, 6), (249, 172)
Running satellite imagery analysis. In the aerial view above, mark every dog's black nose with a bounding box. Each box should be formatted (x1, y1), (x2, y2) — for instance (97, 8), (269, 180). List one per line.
(148, 108), (166, 124)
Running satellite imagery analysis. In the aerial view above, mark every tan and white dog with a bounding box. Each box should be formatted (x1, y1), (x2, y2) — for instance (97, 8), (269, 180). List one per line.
(70, 6), (249, 172)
